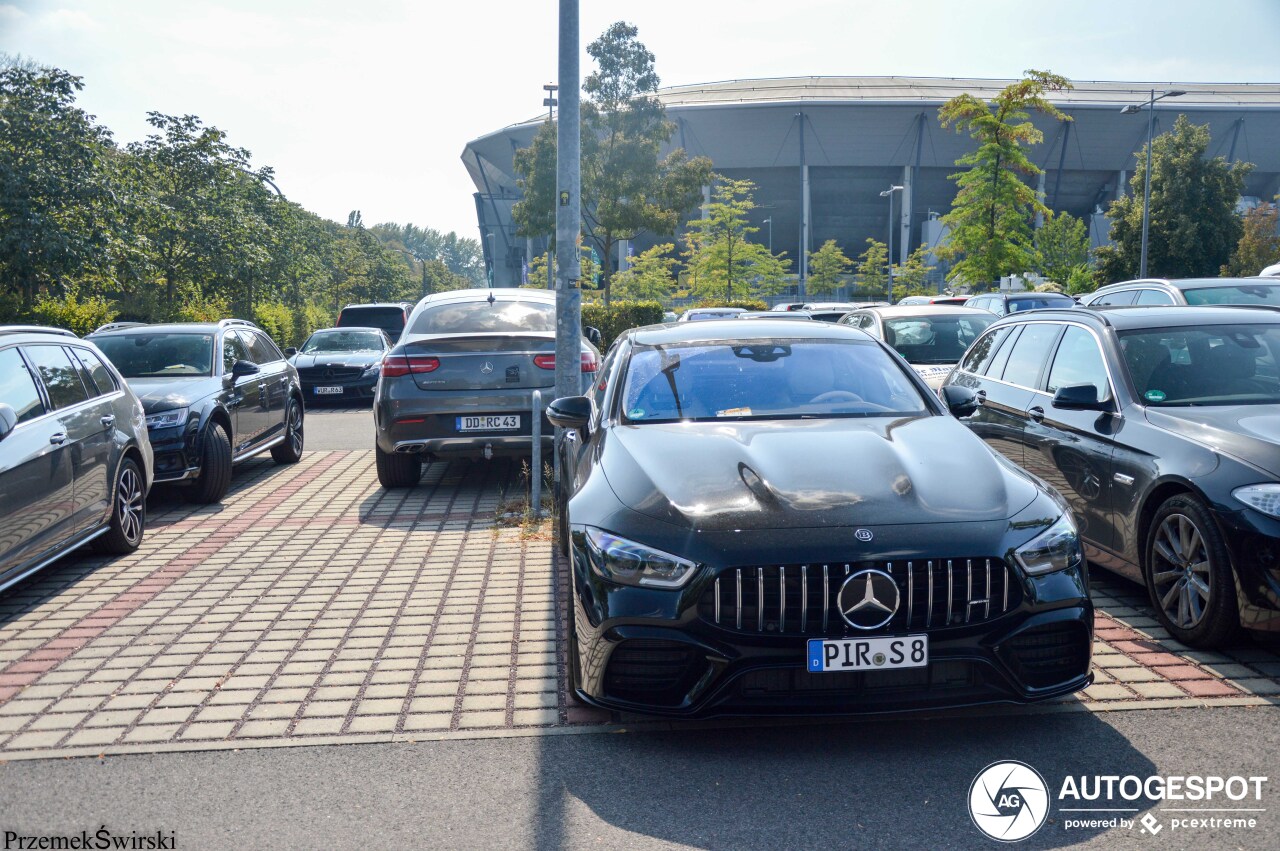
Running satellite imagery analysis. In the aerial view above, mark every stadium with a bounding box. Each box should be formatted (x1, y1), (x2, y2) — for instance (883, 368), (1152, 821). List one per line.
(462, 76), (1280, 291)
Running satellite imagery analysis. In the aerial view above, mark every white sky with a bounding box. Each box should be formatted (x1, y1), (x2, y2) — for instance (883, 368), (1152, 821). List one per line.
(3, 0), (1278, 239)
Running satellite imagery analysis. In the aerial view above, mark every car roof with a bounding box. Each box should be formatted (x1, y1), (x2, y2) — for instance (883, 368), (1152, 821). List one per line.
(856, 305), (994, 318)
(88, 324), (223, 336)
(341, 302), (412, 309)
(739, 311), (812, 318)
(0, 325), (79, 340)
(628, 318), (870, 345)
(999, 305), (1280, 331)
(1099, 277), (1280, 292)
(418, 288), (554, 306)
(309, 326), (386, 334)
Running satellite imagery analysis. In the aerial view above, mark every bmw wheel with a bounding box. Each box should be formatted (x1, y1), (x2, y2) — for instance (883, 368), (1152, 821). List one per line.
(1145, 494), (1239, 648)
(95, 457), (146, 554)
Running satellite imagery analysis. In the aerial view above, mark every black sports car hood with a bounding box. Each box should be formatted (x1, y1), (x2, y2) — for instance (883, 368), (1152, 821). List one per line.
(127, 377), (220, 413)
(290, 351), (383, 369)
(1146, 406), (1279, 476)
(600, 415), (1040, 531)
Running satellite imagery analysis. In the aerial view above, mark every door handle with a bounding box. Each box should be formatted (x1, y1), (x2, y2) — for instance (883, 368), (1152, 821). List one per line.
(1028, 406), (1045, 423)
(100, 415), (115, 429)
(49, 432), (67, 445)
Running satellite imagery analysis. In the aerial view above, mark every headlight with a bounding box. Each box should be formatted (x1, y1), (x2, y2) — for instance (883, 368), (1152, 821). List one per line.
(1233, 484), (1280, 518)
(363, 363), (381, 376)
(144, 407), (189, 430)
(1013, 514), (1082, 576)
(583, 527), (698, 589)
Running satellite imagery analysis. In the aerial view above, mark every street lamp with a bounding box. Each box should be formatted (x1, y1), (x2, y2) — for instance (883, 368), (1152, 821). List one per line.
(879, 185), (904, 303)
(486, 231), (497, 287)
(542, 83), (559, 290)
(763, 216), (773, 254)
(1120, 89), (1185, 278)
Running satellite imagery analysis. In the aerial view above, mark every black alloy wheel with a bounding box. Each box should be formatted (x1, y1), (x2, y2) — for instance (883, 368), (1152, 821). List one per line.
(1145, 494), (1240, 648)
(95, 457), (146, 554)
(272, 399), (305, 464)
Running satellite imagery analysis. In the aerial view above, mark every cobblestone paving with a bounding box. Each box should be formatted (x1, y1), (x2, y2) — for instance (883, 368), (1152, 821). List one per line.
(0, 449), (1275, 759)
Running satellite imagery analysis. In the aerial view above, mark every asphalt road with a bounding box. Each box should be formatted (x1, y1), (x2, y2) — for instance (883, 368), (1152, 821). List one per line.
(2, 706), (1276, 849)
(303, 402), (374, 450)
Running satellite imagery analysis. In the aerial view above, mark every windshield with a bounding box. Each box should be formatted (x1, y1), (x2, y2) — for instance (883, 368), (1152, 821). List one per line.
(1120, 324), (1280, 406)
(409, 300), (555, 334)
(1008, 295), (1074, 312)
(300, 330), (385, 353)
(93, 333), (215, 377)
(1182, 284), (1280, 306)
(884, 314), (995, 364)
(621, 338), (929, 423)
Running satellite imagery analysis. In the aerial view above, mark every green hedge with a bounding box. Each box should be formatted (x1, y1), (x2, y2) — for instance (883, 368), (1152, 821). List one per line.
(582, 300), (665, 348)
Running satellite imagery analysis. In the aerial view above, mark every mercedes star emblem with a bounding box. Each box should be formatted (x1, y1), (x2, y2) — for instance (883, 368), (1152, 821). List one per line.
(837, 569), (900, 630)
(480, 362), (494, 374)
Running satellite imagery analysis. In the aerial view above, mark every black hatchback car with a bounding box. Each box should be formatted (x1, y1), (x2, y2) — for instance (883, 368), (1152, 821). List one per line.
(548, 320), (1093, 717)
(943, 306), (1280, 647)
(89, 319), (305, 504)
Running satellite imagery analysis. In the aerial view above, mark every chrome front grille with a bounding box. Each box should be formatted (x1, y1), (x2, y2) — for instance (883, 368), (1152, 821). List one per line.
(698, 559), (1020, 637)
(298, 366), (364, 382)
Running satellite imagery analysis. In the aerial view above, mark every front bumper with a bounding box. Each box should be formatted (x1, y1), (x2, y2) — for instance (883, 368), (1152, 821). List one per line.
(1217, 506), (1280, 632)
(301, 375), (379, 402)
(567, 531), (1094, 717)
(148, 425), (200, 483)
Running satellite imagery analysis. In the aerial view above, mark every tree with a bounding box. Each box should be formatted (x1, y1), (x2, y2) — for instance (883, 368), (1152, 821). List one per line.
(525, 242), (600, 291)
(891, 245), (937, 299)
(1035, 211), (1090, 284)
(806, 240), (852, 296)
(1096, 115), (1252, 281)
(1221, 200), (1280, 277)
(855, 239), (889, 300)
(370, 222), (484, 285)
(937, 70), (1073, 287)
(0, 66), (116, 310)
(611, 243), (679, 301)
(682, 178), (789, 301)
(511, 21), (712, 303)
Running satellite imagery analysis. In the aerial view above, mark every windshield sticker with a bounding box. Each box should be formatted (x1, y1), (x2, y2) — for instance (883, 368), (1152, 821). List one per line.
(1144, 389), (1167, 403)
(628, 407), (646, 419)
(717, 407), (752, 417)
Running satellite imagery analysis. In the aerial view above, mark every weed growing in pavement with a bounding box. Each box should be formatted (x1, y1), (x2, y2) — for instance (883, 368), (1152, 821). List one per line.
(494, 459), (556, 540)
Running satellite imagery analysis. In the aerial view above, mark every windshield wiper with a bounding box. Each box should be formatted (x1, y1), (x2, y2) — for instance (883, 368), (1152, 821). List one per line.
(658, 348), (684, 419)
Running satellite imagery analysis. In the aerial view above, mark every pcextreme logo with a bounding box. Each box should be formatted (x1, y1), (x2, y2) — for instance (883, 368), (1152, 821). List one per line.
(968, 761), (1270, 842)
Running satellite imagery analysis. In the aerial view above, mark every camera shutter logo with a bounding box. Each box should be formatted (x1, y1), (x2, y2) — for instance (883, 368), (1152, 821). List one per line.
(968, 761), (1050, 842)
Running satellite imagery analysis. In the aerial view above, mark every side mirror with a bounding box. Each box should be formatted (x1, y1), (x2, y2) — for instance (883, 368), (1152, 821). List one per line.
(583, 326), (602, 346)
(0, 403), (17, 442)
(1052, 383), (1111, 411)
(546, 395), (592, 433)
(941, 385), (979, 418)
(284, 347), (298, 357)
(231, 359), (261, 379)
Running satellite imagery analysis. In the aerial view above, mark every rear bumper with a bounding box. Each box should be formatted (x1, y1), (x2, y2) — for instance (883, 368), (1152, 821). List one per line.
(375, 383), (556, 457)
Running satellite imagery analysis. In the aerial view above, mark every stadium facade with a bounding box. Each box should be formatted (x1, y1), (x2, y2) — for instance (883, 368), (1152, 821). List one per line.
(462, 77), (1280, 291)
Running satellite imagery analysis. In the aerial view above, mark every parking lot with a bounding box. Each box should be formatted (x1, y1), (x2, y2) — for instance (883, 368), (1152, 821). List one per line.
(0, 408), (1276, 762)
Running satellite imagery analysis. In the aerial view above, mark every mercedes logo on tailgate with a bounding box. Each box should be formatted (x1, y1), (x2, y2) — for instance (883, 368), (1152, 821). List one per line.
(480, 362), (494, 374)
(837, 569), (900, 630)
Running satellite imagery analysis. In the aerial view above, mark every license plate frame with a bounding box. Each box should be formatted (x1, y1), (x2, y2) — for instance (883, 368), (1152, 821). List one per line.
(806, 634), (929, 673)
(314, 386), (344, 395)
(456, 414), (520, 432)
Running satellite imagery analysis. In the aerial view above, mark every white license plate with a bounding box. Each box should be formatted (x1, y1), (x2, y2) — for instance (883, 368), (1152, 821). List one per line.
(456, 415), (520, 432)
(806, 635), (928, 673)
(314, 386), (344, 395)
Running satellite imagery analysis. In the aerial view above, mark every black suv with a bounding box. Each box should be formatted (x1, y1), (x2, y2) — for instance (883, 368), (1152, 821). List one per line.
(88, 319), (304, 503)
(943, 305), (1280, 646)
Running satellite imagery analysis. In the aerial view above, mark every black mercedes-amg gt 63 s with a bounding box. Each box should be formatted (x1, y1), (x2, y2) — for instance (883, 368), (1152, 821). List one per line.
(548, 319), (1093, 717)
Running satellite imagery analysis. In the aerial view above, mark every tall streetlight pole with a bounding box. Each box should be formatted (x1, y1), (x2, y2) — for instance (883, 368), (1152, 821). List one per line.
(543, 82), (558, 291)
(880, 185), (903, 304)
(554, 0), (583, 406)
(763, 217), (773, 254)
(1120, 89), (1185, 278)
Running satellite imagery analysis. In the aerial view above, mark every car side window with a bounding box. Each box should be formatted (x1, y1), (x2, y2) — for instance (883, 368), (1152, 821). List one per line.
(71, 348), (118, 396)
(1135, 289), (1173, 305)
(998, 323), (1062, 388)
(1096, 289), (1138, 306)
(246, 331), (283, 364)
(22, 344), (91, 410)
(1046, 326), (1112, 401)
(959, 326), (1014, 376)
(0, 347), (46, 424)
(222, 331), (250, 373)
(588, 346), (621, 425)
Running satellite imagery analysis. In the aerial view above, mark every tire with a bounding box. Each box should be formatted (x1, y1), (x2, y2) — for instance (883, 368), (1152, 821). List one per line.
(375, 444), (422, 489)
(271, 398), (304, 464)
(563, 558), (583, 703)
(1144, 494), (1240, 648)
(94, 457), (146, 554)
(185, 422), (233, 504)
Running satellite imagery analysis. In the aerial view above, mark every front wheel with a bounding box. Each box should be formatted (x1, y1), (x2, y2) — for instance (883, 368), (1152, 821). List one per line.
(375, 444), (422, 489)
(94, 457), (146, 554)
(271, 398), (304, 464)
(185, 422), (232, 504)
(1144, 494), (1240, 648)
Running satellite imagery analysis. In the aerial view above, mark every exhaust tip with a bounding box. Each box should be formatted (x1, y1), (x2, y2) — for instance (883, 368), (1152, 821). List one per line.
(395, 443), (425, 454)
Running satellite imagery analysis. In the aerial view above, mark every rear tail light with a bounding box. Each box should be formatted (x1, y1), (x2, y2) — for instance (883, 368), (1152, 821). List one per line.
(381, 355), (440, 377)
(532, 352), (598, 373)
